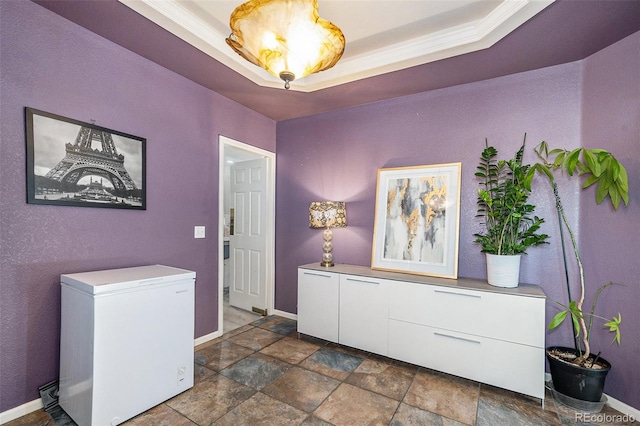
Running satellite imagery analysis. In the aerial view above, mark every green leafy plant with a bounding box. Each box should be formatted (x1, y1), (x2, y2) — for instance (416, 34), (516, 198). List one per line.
(475, 135), (549, 255)
(526, 142), (627, 365)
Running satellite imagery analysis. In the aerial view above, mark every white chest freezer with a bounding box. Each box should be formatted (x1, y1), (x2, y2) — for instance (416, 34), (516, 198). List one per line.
(58, 265), (196, 426)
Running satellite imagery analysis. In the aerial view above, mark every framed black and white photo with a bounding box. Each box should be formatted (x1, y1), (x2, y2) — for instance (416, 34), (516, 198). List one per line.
(25, 107), (146, 210)
(371, 163), (461, 278)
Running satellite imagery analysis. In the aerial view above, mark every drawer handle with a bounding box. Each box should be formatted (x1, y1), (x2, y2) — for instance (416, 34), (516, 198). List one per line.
(303, 272), (332, 278)
(345, 278), (379, 285)
(434, 332), (481, 345)
(434, 289), (481, 299)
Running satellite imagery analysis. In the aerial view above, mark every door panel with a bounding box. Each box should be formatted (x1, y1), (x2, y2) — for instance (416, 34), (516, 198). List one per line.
(230, 158), (267, 312)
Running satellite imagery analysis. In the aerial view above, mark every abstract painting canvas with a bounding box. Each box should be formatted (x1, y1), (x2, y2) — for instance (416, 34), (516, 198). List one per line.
(371, 163), (461, 278)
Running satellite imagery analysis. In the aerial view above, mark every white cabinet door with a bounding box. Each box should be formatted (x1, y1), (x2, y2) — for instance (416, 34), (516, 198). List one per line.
(339, 274), (389, 355)
(389, 281), (545, 347)
(297, 268), (339, 342)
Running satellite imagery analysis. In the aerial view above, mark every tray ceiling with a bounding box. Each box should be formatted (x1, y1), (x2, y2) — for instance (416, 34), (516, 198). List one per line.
(32, 0), (640, 120)
(119, 0), (553, 92)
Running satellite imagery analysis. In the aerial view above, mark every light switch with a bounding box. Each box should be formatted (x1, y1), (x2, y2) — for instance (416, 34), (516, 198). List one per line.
(194, 226), (205, 239)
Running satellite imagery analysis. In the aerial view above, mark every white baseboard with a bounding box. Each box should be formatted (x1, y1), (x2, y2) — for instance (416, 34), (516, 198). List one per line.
(0, 398), (42, 424)
(194, 329), (221, 347)
(272, 309), (296, 321)
(192, 310), (296, 347)
(605, 394), (640, 420)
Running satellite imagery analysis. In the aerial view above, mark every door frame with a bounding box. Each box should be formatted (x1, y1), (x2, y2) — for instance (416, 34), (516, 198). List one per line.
(218, 135), (276, 334)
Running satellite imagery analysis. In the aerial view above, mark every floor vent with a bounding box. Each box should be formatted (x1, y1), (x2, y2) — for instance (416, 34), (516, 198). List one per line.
(38, 380), (59, 412)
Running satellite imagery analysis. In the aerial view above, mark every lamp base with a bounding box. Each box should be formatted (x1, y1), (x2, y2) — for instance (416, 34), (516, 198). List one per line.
(320, 260), (334, 267)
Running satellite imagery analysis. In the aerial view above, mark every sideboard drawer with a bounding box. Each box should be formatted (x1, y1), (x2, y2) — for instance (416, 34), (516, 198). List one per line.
(389, 319), (484, 383)
(388, 319), (544, 399)
(388, 281), (544, 347)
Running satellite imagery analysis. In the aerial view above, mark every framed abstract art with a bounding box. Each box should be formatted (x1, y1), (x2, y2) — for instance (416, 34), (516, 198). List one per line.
(371, 163), (461, 278)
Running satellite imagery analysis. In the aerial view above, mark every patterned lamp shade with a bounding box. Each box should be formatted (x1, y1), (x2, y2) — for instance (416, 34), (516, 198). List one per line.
(309, 201), (347, 229)
(309, 201), (346, 267)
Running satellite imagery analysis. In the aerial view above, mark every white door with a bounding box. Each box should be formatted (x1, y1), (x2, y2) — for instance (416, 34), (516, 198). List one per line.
(229, 158), (267, 313)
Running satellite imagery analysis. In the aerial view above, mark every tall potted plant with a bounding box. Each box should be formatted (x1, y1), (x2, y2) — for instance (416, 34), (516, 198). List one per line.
(475, 135), (549, 287)
(526, 141), (627, 405)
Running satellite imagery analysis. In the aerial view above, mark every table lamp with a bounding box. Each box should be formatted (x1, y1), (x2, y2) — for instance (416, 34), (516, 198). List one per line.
(309, 201), (347, 267)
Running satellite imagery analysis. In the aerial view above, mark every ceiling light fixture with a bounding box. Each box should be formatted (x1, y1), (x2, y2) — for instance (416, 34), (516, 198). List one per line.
(226, 0), (345, 90)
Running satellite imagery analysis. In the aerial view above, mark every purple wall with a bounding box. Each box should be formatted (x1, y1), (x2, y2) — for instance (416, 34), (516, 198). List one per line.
(0, 1), (275, 412)
(276, 63), (582, 314)
(276, 33), (640, 408)
(2, 0), (638, 414)
(580, 32), (640, 408)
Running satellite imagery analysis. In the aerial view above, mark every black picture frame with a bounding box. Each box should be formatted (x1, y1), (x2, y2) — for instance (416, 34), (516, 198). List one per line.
(25, 107), (146, 210)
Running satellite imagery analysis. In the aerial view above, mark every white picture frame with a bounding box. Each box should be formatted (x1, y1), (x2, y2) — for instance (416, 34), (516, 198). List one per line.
(371, 162), (462, 278)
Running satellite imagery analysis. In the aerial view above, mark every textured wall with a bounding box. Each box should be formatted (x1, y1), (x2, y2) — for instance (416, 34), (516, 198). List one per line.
(0, 0), (275, 412)
(276, 33), (640, 408)
(276, 63), (582, 315)
(2, 0), (638, 414)
(580, 32), (640, 409)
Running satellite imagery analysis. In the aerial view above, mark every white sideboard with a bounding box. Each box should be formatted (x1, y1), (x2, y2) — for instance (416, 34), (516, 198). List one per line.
(297, 263), (546, 400)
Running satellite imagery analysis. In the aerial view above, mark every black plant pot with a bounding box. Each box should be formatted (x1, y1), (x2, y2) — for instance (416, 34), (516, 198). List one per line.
(547, 346), (611, 402)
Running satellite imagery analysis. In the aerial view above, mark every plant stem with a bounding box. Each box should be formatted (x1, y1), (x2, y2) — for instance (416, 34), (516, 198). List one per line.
(498, 216), (510, 255)
(553, 183), (580, 353)
(555, 184), (590, 361)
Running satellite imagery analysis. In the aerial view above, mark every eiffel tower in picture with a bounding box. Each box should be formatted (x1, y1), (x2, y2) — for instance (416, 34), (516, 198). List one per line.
(45, 126), (138, 196)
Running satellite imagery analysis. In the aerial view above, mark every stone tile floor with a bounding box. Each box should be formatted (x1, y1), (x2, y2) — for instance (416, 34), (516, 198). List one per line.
(7, 315), (638, 426)
(222, 287), (261, 334)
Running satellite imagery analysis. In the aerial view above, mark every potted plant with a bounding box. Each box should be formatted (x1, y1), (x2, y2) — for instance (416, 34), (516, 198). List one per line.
(526, 141), (627, 405)
(475, 134), (549, 287)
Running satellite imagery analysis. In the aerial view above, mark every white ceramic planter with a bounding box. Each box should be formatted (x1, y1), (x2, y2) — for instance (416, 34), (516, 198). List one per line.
(486, 253), (521, 288)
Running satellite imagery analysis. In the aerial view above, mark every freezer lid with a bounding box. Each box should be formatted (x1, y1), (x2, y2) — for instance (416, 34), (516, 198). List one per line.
(61, 264), (196, 294)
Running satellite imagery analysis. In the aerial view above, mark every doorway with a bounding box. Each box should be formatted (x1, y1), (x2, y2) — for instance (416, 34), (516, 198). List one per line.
(218, 136), (275, 335)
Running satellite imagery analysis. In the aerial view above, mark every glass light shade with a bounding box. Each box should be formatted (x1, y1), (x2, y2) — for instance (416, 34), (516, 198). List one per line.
(309, 201), (347, 229)
(226, 0), (345, 88)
